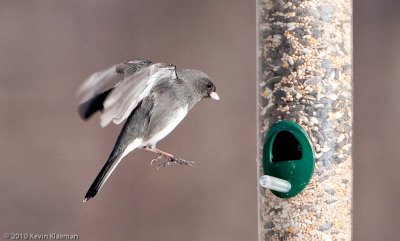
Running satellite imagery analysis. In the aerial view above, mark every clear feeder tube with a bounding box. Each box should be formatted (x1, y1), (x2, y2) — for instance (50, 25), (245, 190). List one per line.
(257, 0), (352, 240)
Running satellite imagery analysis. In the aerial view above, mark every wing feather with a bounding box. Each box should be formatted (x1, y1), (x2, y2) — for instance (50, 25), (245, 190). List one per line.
(76, 60), (152, 120)
(100, 63), (176, 127)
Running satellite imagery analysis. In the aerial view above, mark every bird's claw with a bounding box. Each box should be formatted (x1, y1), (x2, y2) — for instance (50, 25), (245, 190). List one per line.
(172, 157), (195, 166)
(150, 155), (195, 169)
(150, 155), (163, 165)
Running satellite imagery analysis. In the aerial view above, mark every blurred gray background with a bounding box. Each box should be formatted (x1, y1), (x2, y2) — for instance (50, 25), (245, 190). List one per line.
(0, 0), (398, 240)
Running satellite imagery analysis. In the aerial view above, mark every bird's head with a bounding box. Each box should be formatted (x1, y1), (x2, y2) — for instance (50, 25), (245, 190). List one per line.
(178, 69), (220, 101)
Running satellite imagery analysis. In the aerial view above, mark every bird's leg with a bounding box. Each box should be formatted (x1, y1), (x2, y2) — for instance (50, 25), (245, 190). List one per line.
(144, 147), (195, 168)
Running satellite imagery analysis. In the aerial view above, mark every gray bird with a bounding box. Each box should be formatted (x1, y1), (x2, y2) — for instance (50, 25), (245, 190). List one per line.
(76, 60), (220, 202)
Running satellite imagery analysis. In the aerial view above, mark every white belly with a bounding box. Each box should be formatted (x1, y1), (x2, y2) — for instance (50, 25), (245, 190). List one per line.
(145, 105), (188, 146)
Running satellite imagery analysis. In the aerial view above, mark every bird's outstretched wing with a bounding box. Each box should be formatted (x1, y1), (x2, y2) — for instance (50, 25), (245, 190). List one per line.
(76, 60), (152, 120)
(100, 63), (176, 127)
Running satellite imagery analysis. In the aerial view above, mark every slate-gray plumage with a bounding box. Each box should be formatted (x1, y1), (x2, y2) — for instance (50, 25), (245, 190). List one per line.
(76, 60), (220, 202)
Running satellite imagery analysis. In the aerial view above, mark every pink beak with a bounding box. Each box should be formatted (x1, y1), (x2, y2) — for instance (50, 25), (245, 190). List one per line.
(210, 92), (220, 101)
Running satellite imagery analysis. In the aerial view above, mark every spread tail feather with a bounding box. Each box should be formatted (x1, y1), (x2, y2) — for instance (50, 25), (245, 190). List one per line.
(83, 148), (124, 202)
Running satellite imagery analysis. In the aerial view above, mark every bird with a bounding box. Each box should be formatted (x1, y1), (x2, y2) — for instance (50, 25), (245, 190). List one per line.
(76, 60), (220, 202)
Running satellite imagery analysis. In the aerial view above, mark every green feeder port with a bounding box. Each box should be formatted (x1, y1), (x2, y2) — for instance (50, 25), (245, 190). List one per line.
(262, 121), (314, 198)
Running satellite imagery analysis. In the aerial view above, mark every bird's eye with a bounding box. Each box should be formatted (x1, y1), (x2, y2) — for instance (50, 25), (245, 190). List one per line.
(206, 83), (212, 89)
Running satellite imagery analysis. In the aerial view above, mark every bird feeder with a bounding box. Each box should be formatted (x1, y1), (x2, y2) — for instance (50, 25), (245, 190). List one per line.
(257, 0), (352, 240)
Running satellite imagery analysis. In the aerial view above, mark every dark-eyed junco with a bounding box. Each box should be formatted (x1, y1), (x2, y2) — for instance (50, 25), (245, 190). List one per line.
(76, 60), (220, 202)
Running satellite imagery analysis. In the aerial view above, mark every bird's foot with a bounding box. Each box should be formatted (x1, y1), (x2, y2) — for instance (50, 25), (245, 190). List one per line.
(149, 154), (194, 169)
(165, 156), (195, 167)
(153, 155), (195, 169)
(150, 155), (163, 165)
(145, 147), (195, 169)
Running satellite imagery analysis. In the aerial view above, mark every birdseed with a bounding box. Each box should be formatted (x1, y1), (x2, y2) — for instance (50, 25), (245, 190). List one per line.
(257, 0), (352, 240)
